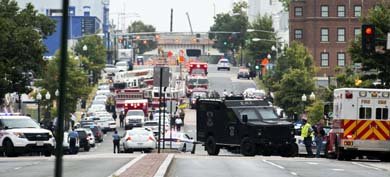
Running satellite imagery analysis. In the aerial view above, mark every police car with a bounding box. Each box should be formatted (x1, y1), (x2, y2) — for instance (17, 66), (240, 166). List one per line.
(0, 113), (55, 157)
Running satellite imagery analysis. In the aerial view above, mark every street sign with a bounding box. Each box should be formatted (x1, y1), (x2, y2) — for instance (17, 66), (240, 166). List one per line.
(153, 67), (170, 87)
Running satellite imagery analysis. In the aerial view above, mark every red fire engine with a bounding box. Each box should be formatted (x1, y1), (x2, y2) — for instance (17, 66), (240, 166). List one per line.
(187, 62), (208, 76)
(327, 88), (390, 161)
(115, 88), (144, 112)
(185, 75), (209, 97)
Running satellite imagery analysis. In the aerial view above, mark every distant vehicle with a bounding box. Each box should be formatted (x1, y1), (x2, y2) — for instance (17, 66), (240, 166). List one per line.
(189, 89), (208, 109)
(88, 125), (104, 143)
(75, 128), (91, 152)
(144, 120), (159, 136)
(96, 89), (111, 96)
(185, 76), (209, 97)
(103, 64), (119, 74)
(217, 58), (230, 71)
(94, 95), (108, 102)
(187, 62), (208, 76)
(196, 98), (297, 157)
(120, 128), (156, 153)
(159, 131), (195, 152)
(125, 110), (145, 130)
(115, 61), (129, 72)
(237, 68), (250, 79)
(136, 56), (144, 65)
(98, 84), (110, 91)
(88, 104), (106, 113)
(84, 128), (96, 147)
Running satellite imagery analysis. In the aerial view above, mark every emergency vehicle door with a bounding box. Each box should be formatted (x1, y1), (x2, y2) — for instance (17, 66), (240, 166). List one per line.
(356, 99), (374, 141)
(224, 110), (240, 144)
(373, 99), (390, 141)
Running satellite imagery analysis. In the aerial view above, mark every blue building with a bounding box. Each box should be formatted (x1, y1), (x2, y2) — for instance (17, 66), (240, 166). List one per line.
(16, 0), (109, 57)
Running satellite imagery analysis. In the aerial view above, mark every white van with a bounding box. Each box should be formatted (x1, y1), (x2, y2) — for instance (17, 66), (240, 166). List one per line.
(217, 58), (230, 71)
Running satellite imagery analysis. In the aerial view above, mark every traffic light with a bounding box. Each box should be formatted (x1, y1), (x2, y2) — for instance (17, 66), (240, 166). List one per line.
(361, 24), (375, 54)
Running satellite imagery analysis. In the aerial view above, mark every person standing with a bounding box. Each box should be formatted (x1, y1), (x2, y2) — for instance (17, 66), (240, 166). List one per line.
(175, 117), (183, 131)
(301, 119), (314, 157)
(112, 130), (120, 153)
(119, 111), (125, 128)
(112, 112), (117, 122)
(314, 119), (326, 158)
(68, 127), (79, 154)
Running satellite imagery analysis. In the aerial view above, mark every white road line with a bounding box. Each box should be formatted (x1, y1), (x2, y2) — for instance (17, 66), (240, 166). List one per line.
(331, 169), (345, 171)
(262, 159), (285, 169)
(352, 162), (381, 171)
(306, 162), (319, 165)
(290, 172), (298, 176)
(14, 167), (21, 170)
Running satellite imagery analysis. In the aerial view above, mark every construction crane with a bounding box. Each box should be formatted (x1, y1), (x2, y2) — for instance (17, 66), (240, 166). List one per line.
(186, 12), (194, 35)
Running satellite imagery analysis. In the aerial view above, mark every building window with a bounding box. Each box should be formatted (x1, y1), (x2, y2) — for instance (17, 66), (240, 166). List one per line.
(294, 29), (303, 39)
(337, 52), (345, 66)
(337, 28), (346, 42)
(337, 5), (345, 17)
(354, 5), (362, 17)
(321, 28), (329, 42)
(321, 52), (329, 67)
(321, 5), (329, 17)
(354, 27), (361, 40)
(295, 7), (303, 17)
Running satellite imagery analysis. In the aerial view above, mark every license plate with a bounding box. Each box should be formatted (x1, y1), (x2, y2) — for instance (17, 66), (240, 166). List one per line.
(344, 141), (353, 146)
(36, 141), (44, 146)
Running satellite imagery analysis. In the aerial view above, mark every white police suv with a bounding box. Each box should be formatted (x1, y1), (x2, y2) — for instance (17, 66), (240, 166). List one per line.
(0, 113), (55, 157)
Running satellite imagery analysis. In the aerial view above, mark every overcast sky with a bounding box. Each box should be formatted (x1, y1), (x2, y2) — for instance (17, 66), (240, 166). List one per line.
(109, 0), (239, 32)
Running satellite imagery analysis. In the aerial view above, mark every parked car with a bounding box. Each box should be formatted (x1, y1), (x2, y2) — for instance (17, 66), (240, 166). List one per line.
(159, 131), (195, 152)
(84, 128), (96, 147)
(115, 61), (128, 72)
(120, 128), (156, 153)
(75, 128), (91, 152)
(217, 58), (230, 71)
(63, 132), (79, 154)
(88, 125), (104, 143)
(295, 126), (331, 156)
(189, 90), (208, 109)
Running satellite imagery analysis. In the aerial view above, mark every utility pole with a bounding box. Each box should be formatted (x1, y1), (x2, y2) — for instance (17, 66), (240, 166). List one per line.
(170, 9), (173, 33)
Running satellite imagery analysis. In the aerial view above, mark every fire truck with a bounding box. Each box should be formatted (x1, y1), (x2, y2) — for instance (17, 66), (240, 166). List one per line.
(185, 75), (209, 97)
(328, 88), (390, 161)
(115, 88), (148, 113)
(187, 62), (208, 76)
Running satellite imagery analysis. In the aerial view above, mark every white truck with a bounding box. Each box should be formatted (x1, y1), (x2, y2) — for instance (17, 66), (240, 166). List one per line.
(0, 113), (55, 157)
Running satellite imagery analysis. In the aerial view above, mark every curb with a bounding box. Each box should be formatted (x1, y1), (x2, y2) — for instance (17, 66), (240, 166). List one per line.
(108, 154), (146, 177)
(153, 154), (175, 177)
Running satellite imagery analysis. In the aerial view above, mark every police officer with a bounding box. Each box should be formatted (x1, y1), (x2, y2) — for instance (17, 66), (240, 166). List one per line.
(301, 119), (314, 157)
(112, 130), (121, 153)
(68, 127), (79, 154)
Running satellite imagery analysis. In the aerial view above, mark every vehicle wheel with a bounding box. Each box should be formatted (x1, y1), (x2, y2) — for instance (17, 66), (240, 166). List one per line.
(281, 143), (298, 157)
(227, 68), (230, 71)
(206, 136), (219, 156)
(91, 144), (95, 148)
(84, 145), (90, 152)
(44, 150), (52, 157)
(217, 68), (220, 71)
(4, 140), (17, 157)
(240, 137), (256, 156)
(182, 143), (187, 152)
(336, 146), (344, 160)
(379, 154), (390, 162)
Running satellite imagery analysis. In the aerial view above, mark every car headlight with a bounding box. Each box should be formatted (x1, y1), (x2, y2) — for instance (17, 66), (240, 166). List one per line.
(13, 132), (26, 138)
(257, 129), (262, 136)
(48, 132), (53, 138)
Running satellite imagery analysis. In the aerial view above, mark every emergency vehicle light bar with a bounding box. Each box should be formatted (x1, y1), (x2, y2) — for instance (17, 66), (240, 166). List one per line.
(0, 113), (22, 116)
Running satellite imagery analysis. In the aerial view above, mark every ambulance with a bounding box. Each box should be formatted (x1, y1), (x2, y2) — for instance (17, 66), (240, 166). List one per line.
(328, 88), (390, 161)
(187, 62), (208, 76)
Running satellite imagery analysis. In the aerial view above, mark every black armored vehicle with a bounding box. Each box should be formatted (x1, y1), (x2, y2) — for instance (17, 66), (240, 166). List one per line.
(196, 97), (297, 156)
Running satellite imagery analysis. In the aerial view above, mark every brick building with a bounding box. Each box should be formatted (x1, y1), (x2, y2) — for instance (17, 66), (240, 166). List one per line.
(289, 0), (377, 77)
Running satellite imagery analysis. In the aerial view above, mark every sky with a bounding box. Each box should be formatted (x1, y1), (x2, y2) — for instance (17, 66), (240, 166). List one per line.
(109, 0), (239, 32)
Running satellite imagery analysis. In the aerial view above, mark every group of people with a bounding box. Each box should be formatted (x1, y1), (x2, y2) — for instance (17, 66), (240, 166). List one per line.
(301, 118), (326, 158)
(112, 111), (125, 128)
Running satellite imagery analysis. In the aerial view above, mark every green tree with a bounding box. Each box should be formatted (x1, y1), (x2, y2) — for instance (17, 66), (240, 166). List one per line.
(0, 0), (55, 102)
(278, 0), (291, 11)
(274, 69), (315, 116)
(267, 41), (314, 90)
(35, 52), (91, 119)
(127, 21), (157, 54)
(209, 1), (249, 64)
(306, 100), (324, 125)
(74, 35), (106, 84)
(348, 1), (390, 87)
(246, 15), (276, 65)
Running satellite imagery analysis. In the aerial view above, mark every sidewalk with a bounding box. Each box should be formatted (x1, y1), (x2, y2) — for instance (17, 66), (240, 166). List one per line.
(118, 153), (172, 177)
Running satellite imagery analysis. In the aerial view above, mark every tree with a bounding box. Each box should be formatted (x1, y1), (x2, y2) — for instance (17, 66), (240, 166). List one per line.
(274, 69), (315, 116)
(35, 52), (91, 120)
(127, 21), (157, 54)
(0, 0), (55, 103)
(74, 35), (106, 84)
(246, 15), (276, 65)
(348, 1), (390, 87)
(266, 41), (314, 91)
(278, 0), (291, 11)
(209, 1), (249, 64)
(306, 100), (324, 125)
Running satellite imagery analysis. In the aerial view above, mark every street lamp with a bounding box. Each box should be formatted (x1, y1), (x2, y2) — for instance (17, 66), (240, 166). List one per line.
(82, 45), (88, 51)
(55, 89), (59, 97)
(309, 92), (316, 101)
(36, 92), (42, 123)
(301, 94), (307, 113)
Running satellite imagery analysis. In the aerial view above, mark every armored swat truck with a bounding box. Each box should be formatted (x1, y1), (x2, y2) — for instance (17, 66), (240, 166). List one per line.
(196, 98), (297, 156)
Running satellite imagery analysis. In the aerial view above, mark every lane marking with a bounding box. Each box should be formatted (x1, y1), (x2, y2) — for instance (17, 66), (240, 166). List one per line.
(331, 169), (344, 171)
(108, 154), (146, 177)
(14, 167), (21, 170)
(307, 162), (319, 165)
(352, 162), (381, 171)
(262, 159), (285, 169)
(290, 172), (298, 176)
